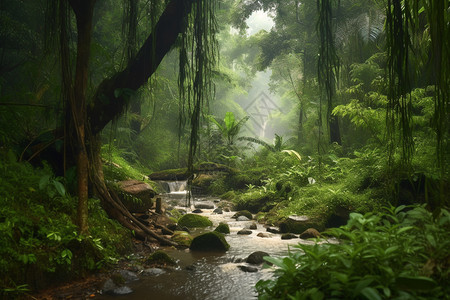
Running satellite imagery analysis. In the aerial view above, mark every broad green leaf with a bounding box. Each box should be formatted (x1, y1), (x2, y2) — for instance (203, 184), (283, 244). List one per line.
(397, 226), (413, 234)
(224, 111), (235, 132)
(52, 180), (66, 197)
(360, 287), (382, 300)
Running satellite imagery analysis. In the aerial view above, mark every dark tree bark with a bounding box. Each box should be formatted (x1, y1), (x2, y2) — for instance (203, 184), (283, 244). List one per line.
(67, 0), (96, 234)
(84, 0), (196, 245)
(89, 0), (195, 135)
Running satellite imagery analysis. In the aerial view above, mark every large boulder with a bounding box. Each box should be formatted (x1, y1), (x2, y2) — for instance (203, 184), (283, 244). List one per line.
(178, 214), (213, 228)
(117, 180), (156, 213)
(279, 215), (323, 234)
(190, 231), (230, 251)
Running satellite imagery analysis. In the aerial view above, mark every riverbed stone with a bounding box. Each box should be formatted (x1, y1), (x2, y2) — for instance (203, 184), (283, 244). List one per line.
(246, 251), (270, 265)
(279, 215), (323, 234)
(281, 233), (298, 240)
(171, 231), (193, 247)
(192, 209), (203, 213)
(214, 222), (230, 234)
(232, 210), (253, 220)
(266, 227), (280, 234)
(190, 231), (230, 251)
(143, 268), (166, 276)
(194, 201), (215, 209)
(248, 222), (257, 229)
(102, 279), (133, 295)
(178, 214), (212, 228)
(238, 265), (258, 272)
(299, 228), (321, 239)
(236, 216), (250, 221)
(213, 208), (223, 214)
(146, 250), (176, 266)
(257, 232), (272, 238)
(237, 229), (252, 235)
(118, 270), (139, 282)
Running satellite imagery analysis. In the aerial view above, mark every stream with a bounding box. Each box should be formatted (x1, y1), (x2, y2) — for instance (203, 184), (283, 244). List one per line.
(98, 182), (320, 300)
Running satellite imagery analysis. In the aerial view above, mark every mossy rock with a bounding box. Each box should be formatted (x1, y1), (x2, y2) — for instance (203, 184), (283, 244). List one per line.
(171, 231), (193, 247)
(214, 222), (230, 234)
(232, 210), (253, 220)
(146, 250), (176, 266)
(178, 214), (212, 228)
(279, 215), (324, 234)
(190, 231), (230, 251)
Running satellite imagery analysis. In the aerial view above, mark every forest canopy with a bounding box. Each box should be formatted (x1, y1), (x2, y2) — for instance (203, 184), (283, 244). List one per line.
(0, 0), (448, 298)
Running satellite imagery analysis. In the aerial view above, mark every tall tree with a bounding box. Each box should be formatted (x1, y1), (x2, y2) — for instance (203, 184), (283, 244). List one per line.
(55, 0), (217, 243)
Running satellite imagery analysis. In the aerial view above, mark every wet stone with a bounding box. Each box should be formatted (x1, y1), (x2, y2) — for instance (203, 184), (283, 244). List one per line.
(281, 233), (298, 240)
(238, 265), (258, 272)
(266, 227), (280, 234)
(236, 216), (250, 221)
(237, 229), (252, 235)
(257, 232), (272, 238)
(143, 268), (166, 276)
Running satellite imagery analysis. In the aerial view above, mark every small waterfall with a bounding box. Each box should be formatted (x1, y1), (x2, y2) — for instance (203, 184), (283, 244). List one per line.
(166, 180), (187, 193)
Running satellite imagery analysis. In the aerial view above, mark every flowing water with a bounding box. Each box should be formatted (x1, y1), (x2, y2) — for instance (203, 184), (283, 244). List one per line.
(98, 182), (324, 300)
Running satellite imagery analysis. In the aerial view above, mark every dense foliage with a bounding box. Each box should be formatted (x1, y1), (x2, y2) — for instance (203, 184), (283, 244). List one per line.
(256, 205), (450, 299)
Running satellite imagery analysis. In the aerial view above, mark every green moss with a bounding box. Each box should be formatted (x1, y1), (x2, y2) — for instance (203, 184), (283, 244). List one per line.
(190, 231), (230, 251)
(146, 250), (176, 266)
(148, 168), (188, 180)
(171, 231), (193, 247)
(214, 222), (230, 234)
(233, 210), (253, 220)
(178, 214), (212, 228)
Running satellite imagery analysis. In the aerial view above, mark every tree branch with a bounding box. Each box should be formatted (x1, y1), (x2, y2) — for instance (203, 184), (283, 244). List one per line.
(89, 0), (195, 135)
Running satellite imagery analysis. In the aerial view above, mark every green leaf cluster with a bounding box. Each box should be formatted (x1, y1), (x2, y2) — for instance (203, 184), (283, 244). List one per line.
(256, 205), (450, 299)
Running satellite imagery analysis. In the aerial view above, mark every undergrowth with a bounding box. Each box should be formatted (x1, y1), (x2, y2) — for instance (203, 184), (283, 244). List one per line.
(257, 205), (450, 299)
(0, 150), (131, 298)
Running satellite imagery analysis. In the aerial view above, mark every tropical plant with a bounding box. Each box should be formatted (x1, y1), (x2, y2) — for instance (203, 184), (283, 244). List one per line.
(208, 111), (249, 145)
(256, 205), (450, 299)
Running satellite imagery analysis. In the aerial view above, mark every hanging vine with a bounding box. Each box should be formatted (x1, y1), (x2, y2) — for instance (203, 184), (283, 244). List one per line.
(178, 0), (218, 206)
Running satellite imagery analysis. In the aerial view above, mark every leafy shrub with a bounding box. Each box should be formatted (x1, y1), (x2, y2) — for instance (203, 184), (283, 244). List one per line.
(256, 205), (450, 299)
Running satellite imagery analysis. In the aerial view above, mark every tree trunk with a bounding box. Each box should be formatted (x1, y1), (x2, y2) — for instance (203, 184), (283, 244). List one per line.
(69, 0), (96, 235)
(329, 114), (342, 145)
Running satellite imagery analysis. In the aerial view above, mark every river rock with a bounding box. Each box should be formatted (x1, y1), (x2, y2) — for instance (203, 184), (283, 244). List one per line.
(246, 251), (270, 265)
(171, 231), (193, 247)
(299, 228), (321, 239)
(281, 233), (298, 240)
(118, 270), (139, 282)
(237, 229), (252, 235)
(279, 215), (323, 234)
(192, 209), (203, 213)
(190, 231), (230, 251)
(213, 208), (223, 214)
(117, 180), (156, 213)
(143, 268), (166, 276)
(266, 227), (280, 234)
(232, 210), (253, 220)
(178, 214), (212, 228)
(257, 232), (272, 238)
(146, 250), (176, 266)
(238, 265), (258, 272)
(248, 222), (257, 230)
(214, 222), (230, 234)
(194, 201), (215, 209)
(237, 216), (250, 221)
(102, 279), (133, 295)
